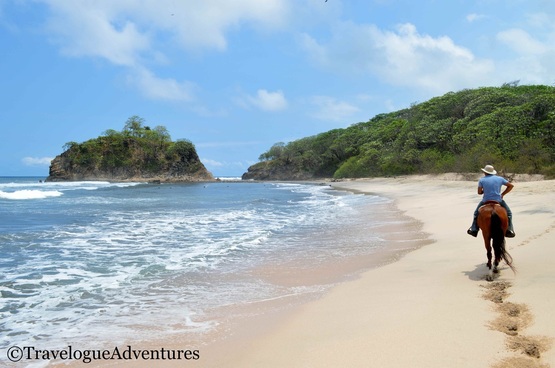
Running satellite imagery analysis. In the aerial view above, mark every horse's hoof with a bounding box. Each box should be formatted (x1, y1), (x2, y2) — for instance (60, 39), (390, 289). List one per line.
(493, 269), (499, 274)
(486, 275), (493, 282)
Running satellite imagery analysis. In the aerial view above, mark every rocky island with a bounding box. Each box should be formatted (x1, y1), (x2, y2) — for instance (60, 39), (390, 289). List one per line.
(47, 116), (214, 182)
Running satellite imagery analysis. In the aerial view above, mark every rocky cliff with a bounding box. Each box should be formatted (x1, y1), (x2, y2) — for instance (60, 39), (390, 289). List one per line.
(47, 149), (214, 182)
(241, 161), (317, 181)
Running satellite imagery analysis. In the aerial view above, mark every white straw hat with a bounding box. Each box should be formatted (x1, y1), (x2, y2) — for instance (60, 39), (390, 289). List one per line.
(481, 164), (497, 175)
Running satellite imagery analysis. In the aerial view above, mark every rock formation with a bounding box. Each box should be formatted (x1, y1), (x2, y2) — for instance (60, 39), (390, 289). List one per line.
(46, 118), (214, 182)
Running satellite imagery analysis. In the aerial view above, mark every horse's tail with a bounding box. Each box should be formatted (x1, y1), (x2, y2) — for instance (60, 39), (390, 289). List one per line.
(491, 210), (516, 273)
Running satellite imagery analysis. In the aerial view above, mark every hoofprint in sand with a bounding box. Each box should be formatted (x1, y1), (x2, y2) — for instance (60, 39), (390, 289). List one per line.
(212, 175), (555, 368)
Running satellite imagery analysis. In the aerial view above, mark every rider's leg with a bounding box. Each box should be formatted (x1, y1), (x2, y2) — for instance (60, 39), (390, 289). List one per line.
(500, 200), (515, 237)
(467, 201), (483, 237)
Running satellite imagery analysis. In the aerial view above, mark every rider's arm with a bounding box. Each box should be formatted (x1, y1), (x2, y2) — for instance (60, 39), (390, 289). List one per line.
(477, 186), (484, 195)
(501, 182), (514, 198)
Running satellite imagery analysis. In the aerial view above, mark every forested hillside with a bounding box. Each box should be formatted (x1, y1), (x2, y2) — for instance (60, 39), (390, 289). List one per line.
(244, 84), (555, 180)
(47, 116), (213, 182)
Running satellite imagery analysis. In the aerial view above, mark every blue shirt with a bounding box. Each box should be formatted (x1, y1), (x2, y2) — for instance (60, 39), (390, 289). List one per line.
(478, 174), (508, 202)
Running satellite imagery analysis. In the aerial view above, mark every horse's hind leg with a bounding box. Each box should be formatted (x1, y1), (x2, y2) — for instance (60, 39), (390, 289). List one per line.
(484, 238), (492, 270)
(484, 239), (494, 281)
(479, 209), (495, 281)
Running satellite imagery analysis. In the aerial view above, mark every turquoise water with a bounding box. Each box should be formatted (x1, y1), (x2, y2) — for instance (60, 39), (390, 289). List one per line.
(0, 177), (399, 350)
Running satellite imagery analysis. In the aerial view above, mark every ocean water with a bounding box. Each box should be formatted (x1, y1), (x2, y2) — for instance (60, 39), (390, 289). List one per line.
(0, 177), (413, 352)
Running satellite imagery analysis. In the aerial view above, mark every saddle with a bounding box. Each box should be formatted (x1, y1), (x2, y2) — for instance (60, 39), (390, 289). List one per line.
(479, 200), (501, 210)
(483, 200), (500, 205)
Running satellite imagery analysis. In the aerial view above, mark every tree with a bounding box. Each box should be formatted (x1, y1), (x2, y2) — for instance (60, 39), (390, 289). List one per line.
(153, 126), (171, 142)
(123, 115), (146, 137)
(167, 139), (197, 162)
(63, 141), (79, 151)
(259, 142), (286, 161)
(250, 85), (555, 179)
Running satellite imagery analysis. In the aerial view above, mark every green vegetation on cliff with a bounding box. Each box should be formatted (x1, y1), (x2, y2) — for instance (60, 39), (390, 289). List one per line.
(47, 116), (213, 181)
(247, 84), (555, 179)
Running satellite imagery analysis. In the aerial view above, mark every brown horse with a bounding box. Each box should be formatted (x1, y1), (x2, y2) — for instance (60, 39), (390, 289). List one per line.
(477, 201), (515, 281)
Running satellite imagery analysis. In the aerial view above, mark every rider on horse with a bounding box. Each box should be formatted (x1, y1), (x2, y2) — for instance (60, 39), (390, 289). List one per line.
(467, 164), (516, 238)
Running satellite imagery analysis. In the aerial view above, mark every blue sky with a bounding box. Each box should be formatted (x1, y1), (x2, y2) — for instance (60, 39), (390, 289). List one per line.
(1, 0), (554, 177)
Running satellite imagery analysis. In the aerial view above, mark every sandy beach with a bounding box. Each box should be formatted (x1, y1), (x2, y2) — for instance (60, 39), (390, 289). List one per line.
(210, 174), (555, 368)
(48, 174), (555, 368)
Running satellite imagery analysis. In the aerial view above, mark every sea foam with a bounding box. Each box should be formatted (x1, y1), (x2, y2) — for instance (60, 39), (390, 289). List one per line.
(0, 189), (63, 200)
(0, 179), (393, 352)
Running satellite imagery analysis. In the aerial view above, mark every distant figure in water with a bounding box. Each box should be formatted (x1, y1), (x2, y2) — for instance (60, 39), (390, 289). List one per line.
(467, 164), (515, 238)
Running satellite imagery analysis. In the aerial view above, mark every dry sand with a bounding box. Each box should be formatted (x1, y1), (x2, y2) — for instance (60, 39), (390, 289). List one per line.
(216, 174), (555, 368)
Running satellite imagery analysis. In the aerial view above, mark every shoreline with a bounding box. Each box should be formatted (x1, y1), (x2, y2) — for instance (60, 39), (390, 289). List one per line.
(49, 174), (555, 367)
(208, 175), (555, 367)
(50, 179), (429, 368)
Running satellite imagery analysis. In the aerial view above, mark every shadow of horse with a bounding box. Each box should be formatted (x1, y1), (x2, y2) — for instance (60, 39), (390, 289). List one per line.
(463, 263), (512, 281)
(463, 264), (490, 281)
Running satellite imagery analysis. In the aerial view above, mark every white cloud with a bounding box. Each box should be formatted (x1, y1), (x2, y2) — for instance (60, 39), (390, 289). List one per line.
(497, 28), (548, 55)
(525, 12), (552, 28)
(129, 68), (196, 102)
(244, 89), (288, 111)
(149, 0), (289, 51)
(201, 158), (224, 167)
(22, 157), (53, 166)
(201, 157), (254, 175)
(494, 32), (555, 84)
(39, 0), (290, 103)
(383, 99), (397, 112)
(42, 0), (289, 56)
(44, 2), (149, 67)
(466, 13), (486, 23)
(301, 21), (496, 94)
(309, 96), (360, 122)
